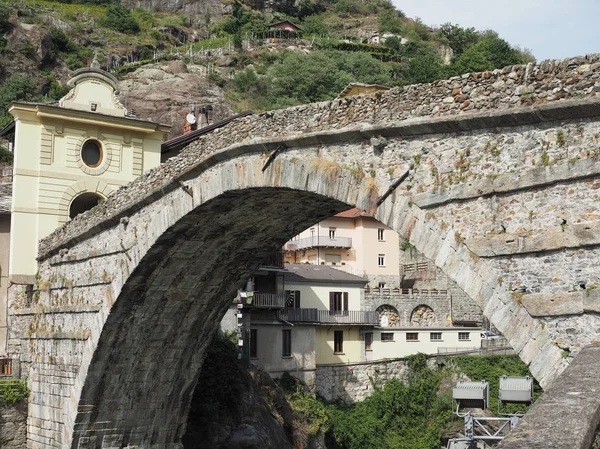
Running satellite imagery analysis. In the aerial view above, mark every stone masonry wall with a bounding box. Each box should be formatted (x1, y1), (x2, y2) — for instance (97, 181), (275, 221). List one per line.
(38, 54), (600, 257)
(0, 403), (27, 449)
(315, 358), (436, 404)
(364, 291), (451, 327)
(16, 55), (600, 447)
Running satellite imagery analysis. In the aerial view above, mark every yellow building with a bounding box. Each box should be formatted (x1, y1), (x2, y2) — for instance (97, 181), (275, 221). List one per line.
(0, 59), (170, 353)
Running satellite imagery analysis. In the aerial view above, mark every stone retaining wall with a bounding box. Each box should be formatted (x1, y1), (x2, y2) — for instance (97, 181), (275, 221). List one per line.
(0, 403), (27, 449)
(314, 358), (436, 404)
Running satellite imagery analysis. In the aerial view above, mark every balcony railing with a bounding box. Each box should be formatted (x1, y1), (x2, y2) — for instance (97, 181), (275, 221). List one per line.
(286, 235), (352, 251)
(251, 292), (287, 308)
(402, 262), (436, 280)
(261, 251), (284, 269)
(279, 308), (380, 325)
(364, 286), (448, 297)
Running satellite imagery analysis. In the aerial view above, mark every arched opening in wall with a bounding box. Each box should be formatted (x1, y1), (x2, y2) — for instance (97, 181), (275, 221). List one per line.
(410, 305), (435, 327)
(69, 192), (102, 219)
(376, 304), (400, 327)
(71, 187), (352, 449)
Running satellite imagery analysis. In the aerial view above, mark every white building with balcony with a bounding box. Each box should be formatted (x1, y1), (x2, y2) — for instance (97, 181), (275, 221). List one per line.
(284, 208), (400, 288)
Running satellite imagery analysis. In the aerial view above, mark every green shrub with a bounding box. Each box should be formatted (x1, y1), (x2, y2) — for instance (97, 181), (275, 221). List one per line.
(0, 147), (13, 166)
(100, 4), (140, 34)
(0, 4), (10, 35)
(0, 379), (29, 405)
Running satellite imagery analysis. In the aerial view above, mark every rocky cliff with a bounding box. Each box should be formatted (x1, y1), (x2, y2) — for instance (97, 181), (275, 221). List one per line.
(182, 335), (309, 449)
(118, 60), (233, 139)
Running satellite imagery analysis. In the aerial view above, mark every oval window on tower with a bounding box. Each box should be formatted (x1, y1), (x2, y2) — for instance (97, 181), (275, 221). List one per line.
(81, 139), (103, 168)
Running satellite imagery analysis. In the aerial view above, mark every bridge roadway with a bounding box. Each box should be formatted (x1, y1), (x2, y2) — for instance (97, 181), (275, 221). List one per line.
(7, 55), (600, 448)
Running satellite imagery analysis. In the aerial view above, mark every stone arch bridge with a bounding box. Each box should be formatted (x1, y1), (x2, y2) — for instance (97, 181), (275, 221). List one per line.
(9, 56), (600, 448)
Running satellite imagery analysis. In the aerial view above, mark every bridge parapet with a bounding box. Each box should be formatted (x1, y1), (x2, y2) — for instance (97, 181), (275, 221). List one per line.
(38, 54), (600, 260)
(499, 343), (600, 449)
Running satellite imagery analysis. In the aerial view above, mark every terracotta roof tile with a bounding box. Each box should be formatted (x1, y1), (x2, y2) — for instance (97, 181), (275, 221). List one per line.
(334, 208), (372, 218)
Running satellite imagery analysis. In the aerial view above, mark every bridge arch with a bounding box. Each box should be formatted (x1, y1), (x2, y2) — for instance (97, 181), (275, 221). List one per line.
(22, 148), (559, 448)
(21, 61), (600, 446)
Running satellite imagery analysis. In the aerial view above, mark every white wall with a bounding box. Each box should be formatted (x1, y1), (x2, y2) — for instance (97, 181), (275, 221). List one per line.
(284, 282), (362, 310)
(370, 327), (482, 359)
(250, 323), (316, 387)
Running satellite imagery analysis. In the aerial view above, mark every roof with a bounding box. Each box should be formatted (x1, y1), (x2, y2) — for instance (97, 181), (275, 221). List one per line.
(0, 183), (12, 214)
(0, 121), (15, 138)
(337, 83), (391, 99)
(161, 111), (253, 154)
(334, 207), (372, 218)
(284, 263), (367, 285)
(9, 102), (170, 134)
(269, 20), (302, 31)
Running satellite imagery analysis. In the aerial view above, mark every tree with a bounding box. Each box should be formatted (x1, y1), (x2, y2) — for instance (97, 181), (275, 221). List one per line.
(302, 15), (328, 35)
(267, 50), (392, 108)
(378, 9), (403, 34)
(453, 31), (523, 74)
(439, 23), (479, 57)
(0, 4), (10, 35)
(0, 75), (37, 128)
(100, 4), (140, 34)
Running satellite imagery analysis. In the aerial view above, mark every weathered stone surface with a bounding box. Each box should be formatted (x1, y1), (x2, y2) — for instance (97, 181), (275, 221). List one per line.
(0, 404), (27, 449)
(520, 291), (584, 317)
(12, 56), (600, 448)
(499, 344), (600, 449)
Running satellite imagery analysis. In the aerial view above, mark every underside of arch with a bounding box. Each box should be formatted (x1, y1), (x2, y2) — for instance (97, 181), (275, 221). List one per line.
(71, 187), (350, 448)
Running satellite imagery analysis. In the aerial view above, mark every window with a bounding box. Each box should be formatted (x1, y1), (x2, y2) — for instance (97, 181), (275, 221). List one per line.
(378, 228), (385, 241)
(90, 103), (98, 112)
(69, 192), (102, 219)
(430, 332), (442, 341)
(329, 227), (336, 239)
(458, 332), (470, 341)
(378, 282), (386, 289)
(282, 329), (292, 357)
(334, 330), (344, 353)
(365, 332), (373, 350)
(378, 254), (386, 267)
(81, 139), (103, 168)
(381, 332), (394, 342)
(325, 253), (341, 264)
(406, 332), (419, 341)
(285, 290), (301, 308)
(250, 329), (258, 358)
(329, 291), (348, 313)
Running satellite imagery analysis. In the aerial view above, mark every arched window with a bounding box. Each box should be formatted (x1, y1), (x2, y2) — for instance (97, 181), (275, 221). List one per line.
(81, 139), (103, 168)
(69, 193), (102, 219)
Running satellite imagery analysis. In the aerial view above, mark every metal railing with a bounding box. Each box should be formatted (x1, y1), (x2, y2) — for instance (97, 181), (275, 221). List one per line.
(402, 262), (436, 280)
(286, 235), (352, 250)
(252, 293), (287, 308)
(279, 308), (379, 325)
(261, 251), (284, 269)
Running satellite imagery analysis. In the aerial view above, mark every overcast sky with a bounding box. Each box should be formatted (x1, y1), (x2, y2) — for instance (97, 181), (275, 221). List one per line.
(391, 0), (600, 61)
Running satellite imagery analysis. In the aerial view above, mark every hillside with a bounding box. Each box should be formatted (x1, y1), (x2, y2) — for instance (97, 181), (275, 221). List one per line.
(0, 0), (535, 136)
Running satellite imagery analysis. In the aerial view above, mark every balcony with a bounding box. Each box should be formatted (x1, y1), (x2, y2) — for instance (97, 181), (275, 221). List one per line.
(279, 308), (380, 325)
(250, 292), (287, 308)
(260, 251), (285, 269)
(286, 235), (352, 251)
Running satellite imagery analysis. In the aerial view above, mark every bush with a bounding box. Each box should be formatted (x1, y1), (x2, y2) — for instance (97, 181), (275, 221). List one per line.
(0, 4), (10, 35)
(0, 147), (13, 166)
(100, 4), (140, 34)
(302, 15), (328, 36)
(0, 379), (29, 404)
